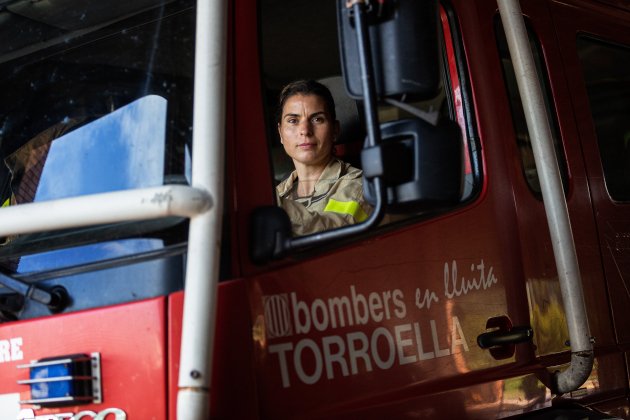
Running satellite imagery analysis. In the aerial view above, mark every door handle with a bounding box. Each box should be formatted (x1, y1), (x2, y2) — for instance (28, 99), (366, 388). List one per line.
(477, 315), (533, 359)
(477, 325), (533, 348)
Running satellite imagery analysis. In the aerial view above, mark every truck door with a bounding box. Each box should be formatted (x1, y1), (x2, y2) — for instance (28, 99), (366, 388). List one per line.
(490, 0), (629, 408)
(232, 0), (553, 418)
(489, 0), (630, 412)
(550, 0), (630, 375)
(471, 1), (625, 406)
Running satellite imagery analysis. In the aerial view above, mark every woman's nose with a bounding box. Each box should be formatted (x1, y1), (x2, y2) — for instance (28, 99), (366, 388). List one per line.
(298, 119), (312, 135)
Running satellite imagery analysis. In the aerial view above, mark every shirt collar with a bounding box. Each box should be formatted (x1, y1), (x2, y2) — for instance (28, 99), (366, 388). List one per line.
(276, 158), (343, 199)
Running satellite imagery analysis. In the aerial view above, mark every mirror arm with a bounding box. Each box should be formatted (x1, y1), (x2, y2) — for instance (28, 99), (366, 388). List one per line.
(287, 178), (385, 253)
(279, 0), (385, 255)
(348, 0), (381, 149)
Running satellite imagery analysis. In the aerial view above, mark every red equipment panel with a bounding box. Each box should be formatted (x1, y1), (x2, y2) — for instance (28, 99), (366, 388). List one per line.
(0, 298), (168, 419)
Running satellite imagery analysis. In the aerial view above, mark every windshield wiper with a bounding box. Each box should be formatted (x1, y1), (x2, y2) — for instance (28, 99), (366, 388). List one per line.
(0, 270), (69, 319)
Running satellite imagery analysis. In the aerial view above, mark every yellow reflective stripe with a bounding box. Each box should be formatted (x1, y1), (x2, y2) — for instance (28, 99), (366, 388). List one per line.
(324, 198), (368, 222)
(1, 198), (9, 208)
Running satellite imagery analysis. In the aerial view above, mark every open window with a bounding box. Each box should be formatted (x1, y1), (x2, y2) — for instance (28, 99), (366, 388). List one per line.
(252, 0), (480, 262)
(260, 1), (477, 196)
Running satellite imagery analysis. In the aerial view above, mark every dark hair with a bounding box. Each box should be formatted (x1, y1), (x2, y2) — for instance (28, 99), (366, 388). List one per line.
(276, 80), (336, 123)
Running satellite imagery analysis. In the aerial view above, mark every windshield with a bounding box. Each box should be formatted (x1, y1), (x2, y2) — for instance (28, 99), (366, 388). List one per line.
(0, 0), (193, 205)
(0, 0), (194, 274)
(5, 95), (167, 203)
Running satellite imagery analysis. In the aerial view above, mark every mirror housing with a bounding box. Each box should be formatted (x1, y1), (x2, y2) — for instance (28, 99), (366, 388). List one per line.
(363, 118), (464, 213)
(249, 206), (292, 264)
(337, 0), (440, 100)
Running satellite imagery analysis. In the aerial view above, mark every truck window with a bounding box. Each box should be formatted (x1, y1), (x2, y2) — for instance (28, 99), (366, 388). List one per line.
(260, 1), (478, 236)
(495, 18), (568, 196)
(0, 0), (194, 313)
(577, 36), (630, 202)
(4, 95), (167, 204)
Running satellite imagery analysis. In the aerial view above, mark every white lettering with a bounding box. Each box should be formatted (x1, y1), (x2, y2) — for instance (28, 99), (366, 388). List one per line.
(16, 408), (126, 420)
(269, 342), (293, 388)
(311, 299), (329, 331)
(414, 260), (499, 311)
(0, 340), (10, 363)
(322, 336), (349, 379)
(10, 338), (23, 361)
(351, 286), (369, 325)
(0, 337), (23, 363)
(347, 332), (372, 374)
(382, 290), (392, 320)
(268, 318), (470, 387)
(444, 260), (498, 299)
(368, 292), (384, 322)
(415, 288), (439, 309)
(291, 293), (310, 335)
(392, 289), (406, 318)
(17, 409), (36, 420)
(288, 287), (409, 335)
(414, 322), (435, 360)
(328, 296), (353, 328)
(430, 320), (450, 357)
(371, 327), (395, 369)
(267, 270), (490, 388)
(451, 316), (469, 353)
(92, 408), (127, 420)
(18, 412), (64, 420)
(73, 411), (97, 420)
(294, 339), (323, 385)
(395, 324), (417, 365)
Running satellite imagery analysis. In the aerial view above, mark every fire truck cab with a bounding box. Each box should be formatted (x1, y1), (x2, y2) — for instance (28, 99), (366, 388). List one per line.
(0, 0), (629, 418)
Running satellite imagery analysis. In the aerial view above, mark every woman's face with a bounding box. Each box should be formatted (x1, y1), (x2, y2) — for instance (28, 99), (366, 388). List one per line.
(278, 93), (339, 169)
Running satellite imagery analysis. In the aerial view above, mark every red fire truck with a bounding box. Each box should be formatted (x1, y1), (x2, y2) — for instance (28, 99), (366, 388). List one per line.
(0, 0), (629, 418)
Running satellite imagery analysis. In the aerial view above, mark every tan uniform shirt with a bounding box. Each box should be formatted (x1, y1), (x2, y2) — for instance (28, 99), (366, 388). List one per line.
(276, 158), (372, 236)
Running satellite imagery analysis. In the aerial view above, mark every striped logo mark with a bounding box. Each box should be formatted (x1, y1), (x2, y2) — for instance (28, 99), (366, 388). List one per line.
(263, 294), (292, 338)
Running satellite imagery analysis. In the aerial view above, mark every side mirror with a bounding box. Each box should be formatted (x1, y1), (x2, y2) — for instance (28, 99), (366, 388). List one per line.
(249, 206), (291, 264)
(363, 118), (464, 213)
(337, 0), (440, 100)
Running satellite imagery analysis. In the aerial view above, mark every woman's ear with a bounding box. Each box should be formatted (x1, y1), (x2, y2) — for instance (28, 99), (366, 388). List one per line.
(278, 123), (283, 144)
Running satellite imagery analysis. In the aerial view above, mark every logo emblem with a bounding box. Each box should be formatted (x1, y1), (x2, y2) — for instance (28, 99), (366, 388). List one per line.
(263, 294), (292, 338)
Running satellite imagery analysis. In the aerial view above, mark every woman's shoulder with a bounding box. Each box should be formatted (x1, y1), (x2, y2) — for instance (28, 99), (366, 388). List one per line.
(336, 159), (363, 180)
(276, 170), (298, 196)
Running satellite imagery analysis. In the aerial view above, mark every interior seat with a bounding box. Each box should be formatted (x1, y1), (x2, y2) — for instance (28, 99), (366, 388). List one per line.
(318, 76), (366, 169)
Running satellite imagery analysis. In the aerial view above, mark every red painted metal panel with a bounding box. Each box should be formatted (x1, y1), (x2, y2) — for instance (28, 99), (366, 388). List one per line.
(168, 292), (183, 420)
(233, 0), (532, 417)
(227, 0), (628, 417)
(551, 0), (630, 347)
(4, 0), (630, 419)
(168, 282), (258, 420)
(0, 298), (168, 418)
(232, 0), (275, 278)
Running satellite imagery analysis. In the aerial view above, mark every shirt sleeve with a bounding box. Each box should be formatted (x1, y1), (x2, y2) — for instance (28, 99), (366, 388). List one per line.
(278, 181), (373, 236)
